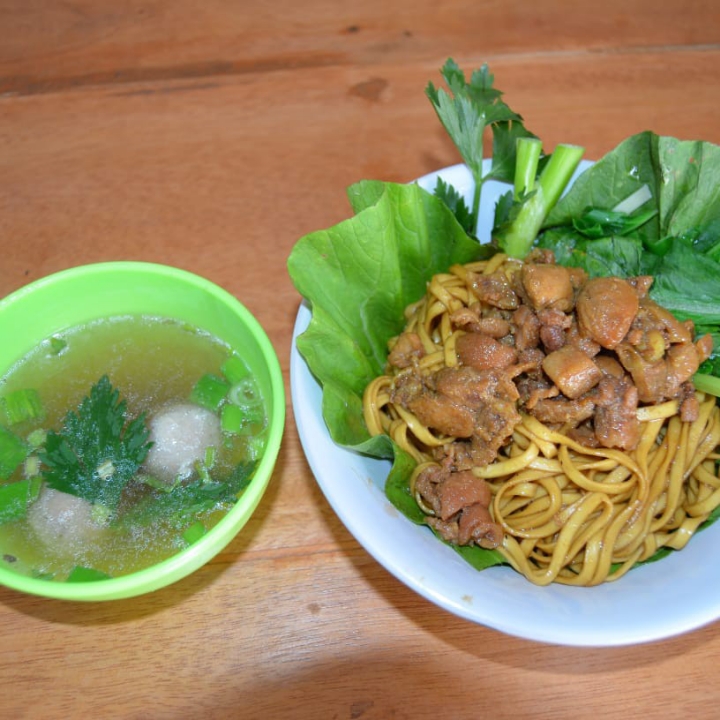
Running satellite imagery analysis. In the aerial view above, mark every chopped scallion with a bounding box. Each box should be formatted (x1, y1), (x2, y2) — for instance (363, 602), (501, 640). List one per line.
(204, 445), (216, 470)
(66, 566), (112, 582)
(190, 374), (229, 412)
(1, 388), (45, 426)
(0, 426), (29, 480)
(26, 428), (47, 449)
(245, 434), (266, 461)
(182, 521), (207, 545)
(513, 137), (543, 199)
(221, 355), (251, 385)
(23, 455), (41, 479)
(228, 377), (263, 408)
(221, 404), (244, 434)
(0, 477), (41, 524)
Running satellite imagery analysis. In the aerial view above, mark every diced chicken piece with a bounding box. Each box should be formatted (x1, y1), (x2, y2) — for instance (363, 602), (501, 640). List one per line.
(474, 317), (512, 339)
(679, 383), (700, 422)
(531, 396), (595, 426)
(594, 355), (626, 379)
(576, 277), (639, 349)
(418, 467), (503, 548)
(450, 308), (512, 339)
(388, 331), (425, 368)
(542, 345), (603, 399)
(666, 342), (701, 385)
(457, 503), (503, 548)
(456, 333), (517, 370)
(627, 275), (654, 298)
(435, 470), (492, 520)
(696, 333), (714, 363)
(615, 344), (670, 403)
(540, 324), (566, 352)
(407, 393), (475, 437)
(564, 321), (601, 357)
(593, 376), (640, 450)
(521, 263), (575, 312)
(641, 297), (693, 344)
(471, 272), (519, 310)
(512, 305), (541, 351)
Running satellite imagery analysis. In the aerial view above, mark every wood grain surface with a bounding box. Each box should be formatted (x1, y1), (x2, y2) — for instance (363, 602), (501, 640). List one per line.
(1, 2), (720, 718)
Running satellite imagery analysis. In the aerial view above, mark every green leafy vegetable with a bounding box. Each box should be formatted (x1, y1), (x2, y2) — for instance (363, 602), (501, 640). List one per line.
(432, 177), (476, 236)
(39, 375), (153, 512)
(537, 131), (720, 379)
(289, 178), (483, 453)
(570, 207), (658, 240)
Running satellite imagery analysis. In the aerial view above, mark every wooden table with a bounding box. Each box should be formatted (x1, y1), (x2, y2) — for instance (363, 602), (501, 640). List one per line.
(1, 2), (720, 718)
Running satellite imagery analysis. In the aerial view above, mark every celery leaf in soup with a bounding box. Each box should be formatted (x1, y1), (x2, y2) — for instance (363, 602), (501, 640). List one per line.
(117, 460), (257, 529)
(39, 375), (152, 513)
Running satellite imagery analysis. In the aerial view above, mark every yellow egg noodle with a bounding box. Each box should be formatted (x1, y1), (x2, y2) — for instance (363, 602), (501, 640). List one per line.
(363, 256), (720, 586)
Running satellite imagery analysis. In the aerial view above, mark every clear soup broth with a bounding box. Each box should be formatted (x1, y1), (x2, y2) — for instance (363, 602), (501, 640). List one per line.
(0, 315), (267, 581)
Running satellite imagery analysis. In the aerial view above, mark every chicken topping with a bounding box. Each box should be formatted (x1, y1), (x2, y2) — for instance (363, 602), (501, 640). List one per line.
(576, 277), (639, 349)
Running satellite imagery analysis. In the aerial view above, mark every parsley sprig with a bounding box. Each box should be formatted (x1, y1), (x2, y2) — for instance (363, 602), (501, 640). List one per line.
(39, 375), (153, 512)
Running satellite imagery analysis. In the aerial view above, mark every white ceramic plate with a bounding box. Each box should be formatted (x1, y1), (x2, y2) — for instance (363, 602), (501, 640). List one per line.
(290, 163), (720, 646)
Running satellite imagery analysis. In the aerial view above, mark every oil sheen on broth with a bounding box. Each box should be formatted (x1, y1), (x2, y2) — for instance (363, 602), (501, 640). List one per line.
(0, 315), (266, 580)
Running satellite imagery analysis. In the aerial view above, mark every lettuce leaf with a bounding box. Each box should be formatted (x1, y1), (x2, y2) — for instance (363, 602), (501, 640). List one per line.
(288, 180), (506, 569)
(288, 179), (484, 454)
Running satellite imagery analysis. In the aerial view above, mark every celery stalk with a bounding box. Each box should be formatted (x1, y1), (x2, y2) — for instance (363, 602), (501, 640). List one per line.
(514, 137), (542, 199)
(497, 143), (585, 259)
(692, 372), (720, 398)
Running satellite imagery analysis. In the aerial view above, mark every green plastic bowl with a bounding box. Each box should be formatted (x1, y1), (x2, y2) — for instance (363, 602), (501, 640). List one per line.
(0, 262), (285, 601)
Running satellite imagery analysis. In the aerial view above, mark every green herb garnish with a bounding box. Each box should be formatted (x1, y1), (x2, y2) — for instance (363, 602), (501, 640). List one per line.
(426, 59), (538, 236)
(425, 59), (584, 257)
(118, 460), (257, 529)
(39, 375), (153, 512)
